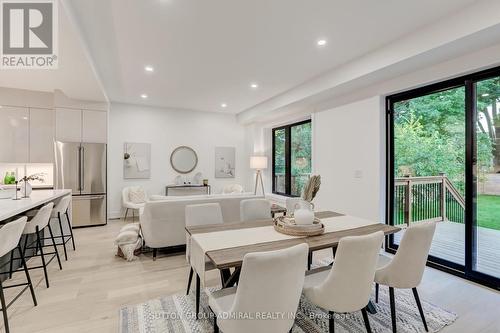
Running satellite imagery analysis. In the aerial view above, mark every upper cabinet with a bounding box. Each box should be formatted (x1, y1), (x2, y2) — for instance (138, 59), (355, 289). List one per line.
(55, 108), (82, 142)
(29, 108), (55, 163)
(55, 108), (107, 144)
(0, 106), (29, 163)
(82, 110), (107, 143)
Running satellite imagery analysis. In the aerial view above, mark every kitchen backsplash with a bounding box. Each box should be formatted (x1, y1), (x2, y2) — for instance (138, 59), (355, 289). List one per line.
(0, 163), (54, 187)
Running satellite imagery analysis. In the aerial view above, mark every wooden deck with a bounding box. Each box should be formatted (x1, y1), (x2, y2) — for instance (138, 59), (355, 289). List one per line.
(394, 221), (500, 278)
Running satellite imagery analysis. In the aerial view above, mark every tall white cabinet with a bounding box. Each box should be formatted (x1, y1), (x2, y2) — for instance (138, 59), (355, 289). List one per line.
(55, 108), (107, 143)
(29, 108), (55, 163)
(0, 106), (29, 162)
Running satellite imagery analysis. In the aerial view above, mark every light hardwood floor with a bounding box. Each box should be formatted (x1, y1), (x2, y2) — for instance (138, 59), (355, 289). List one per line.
(2, 219), (500, 333)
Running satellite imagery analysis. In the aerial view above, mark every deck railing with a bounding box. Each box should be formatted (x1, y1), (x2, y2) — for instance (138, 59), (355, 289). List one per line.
(394, 174), (465, 227)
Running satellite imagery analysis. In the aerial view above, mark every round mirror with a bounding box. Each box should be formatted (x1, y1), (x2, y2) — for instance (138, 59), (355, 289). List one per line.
(170, 146), (198, 174)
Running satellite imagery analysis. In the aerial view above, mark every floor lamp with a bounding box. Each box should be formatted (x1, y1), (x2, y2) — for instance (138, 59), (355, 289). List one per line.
(250, 156), (268, 195)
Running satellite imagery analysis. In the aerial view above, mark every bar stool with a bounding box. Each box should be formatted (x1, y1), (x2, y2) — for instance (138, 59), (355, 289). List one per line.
(10, 202), (62, 288)
(50, 195), (76, 261)
(0, 217), (38, 333)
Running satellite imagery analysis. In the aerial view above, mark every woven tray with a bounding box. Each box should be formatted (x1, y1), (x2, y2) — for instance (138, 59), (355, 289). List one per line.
(273, 216), (324, 236)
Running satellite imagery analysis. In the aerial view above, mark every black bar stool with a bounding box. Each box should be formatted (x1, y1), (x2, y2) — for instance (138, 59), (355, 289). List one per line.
(0, 216), (37, 333)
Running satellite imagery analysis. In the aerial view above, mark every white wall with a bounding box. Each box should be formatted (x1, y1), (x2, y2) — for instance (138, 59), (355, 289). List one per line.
(108, 103), (250, 218)
(313, 96), (385, 221)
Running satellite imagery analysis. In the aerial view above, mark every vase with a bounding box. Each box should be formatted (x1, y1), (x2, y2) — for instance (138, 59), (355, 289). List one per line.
(20, 182), (32, 198)
(293, 200), (315, 225)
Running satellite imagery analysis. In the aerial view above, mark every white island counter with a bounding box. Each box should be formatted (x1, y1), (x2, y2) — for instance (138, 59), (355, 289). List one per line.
(0, 189), (71, 222)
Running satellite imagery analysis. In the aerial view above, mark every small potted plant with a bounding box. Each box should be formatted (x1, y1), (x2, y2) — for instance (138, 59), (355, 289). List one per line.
(19, 173), (46, 198)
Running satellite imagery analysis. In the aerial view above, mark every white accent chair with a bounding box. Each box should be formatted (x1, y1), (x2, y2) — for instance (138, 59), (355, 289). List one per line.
(185, 203), (224, 306)
(303, 231), (384, 333)
(375, 221), (437, 333)
(240, 198), (271, 222)
(208, 243), (309, 333)
(0, 217), (37, 333)
(50, 195), (75, 261)
(122, 187), (146, 221)
(18, 202), (62, 288)
(222, 184), (244, 194)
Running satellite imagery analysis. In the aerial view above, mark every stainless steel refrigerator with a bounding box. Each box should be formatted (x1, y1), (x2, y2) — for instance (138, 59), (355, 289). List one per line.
(54, 141), (107, 227)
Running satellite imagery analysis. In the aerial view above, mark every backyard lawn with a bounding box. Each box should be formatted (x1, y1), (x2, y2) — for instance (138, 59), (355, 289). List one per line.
(477, 194), (500, 230)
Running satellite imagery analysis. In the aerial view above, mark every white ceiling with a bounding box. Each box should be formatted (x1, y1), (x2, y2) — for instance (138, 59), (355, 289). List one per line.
(0, 2), (107, 102)
(64, 0), (479, 113)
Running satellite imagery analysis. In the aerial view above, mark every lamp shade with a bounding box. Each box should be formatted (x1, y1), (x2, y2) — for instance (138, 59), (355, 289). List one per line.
(250, 156), (268, 169)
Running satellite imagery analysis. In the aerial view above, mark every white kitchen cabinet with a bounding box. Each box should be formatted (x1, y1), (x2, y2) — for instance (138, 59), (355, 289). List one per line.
(0, 106), (29, 162)
(29, 108), (55, 163)
(82, 110), (107, 143)
(55, 108), (82, 142)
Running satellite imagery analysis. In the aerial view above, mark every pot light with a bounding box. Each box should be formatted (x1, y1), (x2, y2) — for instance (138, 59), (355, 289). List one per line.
(221, 103), (228, 108)
(141, 94), (148, 99)
(317, 39), (327, 47)
(482, 93), (490, 97)
(250, 83), (259, 89)
(144, 65), (154, 72)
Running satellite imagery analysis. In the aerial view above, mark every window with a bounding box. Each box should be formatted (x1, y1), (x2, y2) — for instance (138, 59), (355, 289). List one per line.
(272, 120), (312, 196)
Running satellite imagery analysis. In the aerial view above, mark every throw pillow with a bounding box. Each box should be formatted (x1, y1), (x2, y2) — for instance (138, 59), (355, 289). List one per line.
(129, 187), (146, 203)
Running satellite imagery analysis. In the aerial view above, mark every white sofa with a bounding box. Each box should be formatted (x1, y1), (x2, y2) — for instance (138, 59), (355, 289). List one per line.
(140, 193), (263, 253)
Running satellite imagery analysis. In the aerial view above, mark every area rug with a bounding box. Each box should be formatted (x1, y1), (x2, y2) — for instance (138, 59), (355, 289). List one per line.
(120, 286), (457, 333)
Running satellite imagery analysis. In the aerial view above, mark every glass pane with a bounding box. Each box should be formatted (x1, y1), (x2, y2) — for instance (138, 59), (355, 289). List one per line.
(273, 128), (286, 193)
(291, 122), (311, 196)
(474, 77), (500, 278)
(393, 87), (465, 265)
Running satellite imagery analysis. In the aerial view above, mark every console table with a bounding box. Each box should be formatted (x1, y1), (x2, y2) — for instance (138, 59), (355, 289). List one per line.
(165, 184), (211, 196)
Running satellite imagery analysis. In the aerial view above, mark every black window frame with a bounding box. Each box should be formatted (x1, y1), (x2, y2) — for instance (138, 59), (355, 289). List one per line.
(386, 65), (500, 291)
(272, 119), (311, 197)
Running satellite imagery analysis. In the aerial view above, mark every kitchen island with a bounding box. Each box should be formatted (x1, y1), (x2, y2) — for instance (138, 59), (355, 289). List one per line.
(0, 189), (72, 282)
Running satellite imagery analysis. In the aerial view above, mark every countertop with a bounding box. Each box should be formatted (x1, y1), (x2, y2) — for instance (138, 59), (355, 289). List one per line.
(0, 189), (71, 222)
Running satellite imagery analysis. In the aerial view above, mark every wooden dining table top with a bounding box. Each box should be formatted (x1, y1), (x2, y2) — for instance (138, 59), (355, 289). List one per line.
(185, 211), (401, 270)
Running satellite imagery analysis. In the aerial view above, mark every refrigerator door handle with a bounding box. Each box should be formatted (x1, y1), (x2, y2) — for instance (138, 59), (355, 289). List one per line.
(77, 146), (82, 191)
(81, 146), (85, 192)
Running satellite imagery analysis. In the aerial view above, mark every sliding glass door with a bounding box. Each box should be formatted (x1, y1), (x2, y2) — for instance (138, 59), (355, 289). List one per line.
(387, 67), (500, 289)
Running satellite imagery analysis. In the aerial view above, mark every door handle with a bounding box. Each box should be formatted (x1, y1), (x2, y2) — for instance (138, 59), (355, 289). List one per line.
(78, 146), (82, 191)
(81, 146), (85, 191)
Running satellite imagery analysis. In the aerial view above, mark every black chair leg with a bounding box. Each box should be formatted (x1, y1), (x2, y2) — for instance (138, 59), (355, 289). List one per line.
(36, 227), (50, 288)
(196, 274), (201, 320)
(389, 287), (396, 333)
(361, 308), (372, 333)
(152, 248), (157, 261)
(58, 212), (68, 261)
(329, 311), (335, 333)
(48, 223), (63, 270)
(412, 288), (428, 332)
(0, 279), (10, 333)
(308, 252), (313, 270)
(18, 245), (37, 306)
(66, 210), (76, 250)
(375, 283), (379, 303)
(186, 267), (194, 295)
(8, 249), (14, 279)
(214, 312), (219, 333)
(124, 208), (129, 220)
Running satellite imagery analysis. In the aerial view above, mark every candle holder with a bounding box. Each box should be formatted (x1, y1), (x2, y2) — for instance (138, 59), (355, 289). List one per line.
(12, 181), (21, 200)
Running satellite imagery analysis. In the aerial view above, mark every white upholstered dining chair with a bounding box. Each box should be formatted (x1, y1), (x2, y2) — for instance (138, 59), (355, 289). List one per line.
(375, 221), (437, 333)
(240, 198), (271, 222)
(208, 243), (309, 333)
(185, 203), (224, 296)
(122, 186), (146, 221)
(303, 231), (384, 333)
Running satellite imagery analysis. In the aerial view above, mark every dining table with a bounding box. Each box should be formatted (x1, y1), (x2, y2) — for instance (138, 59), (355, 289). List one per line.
(185, 211), (401, 317)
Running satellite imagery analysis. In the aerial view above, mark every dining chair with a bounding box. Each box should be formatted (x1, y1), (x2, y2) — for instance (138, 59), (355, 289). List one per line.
(240, 198), (271, 222)
(374, 221), (437, 333)
(0, 217), (37, 333)
(10, 202), (62, 288)
(185, 203), (225, 318)
(303, 231), (384, 333)
(208, 243), (309, 333)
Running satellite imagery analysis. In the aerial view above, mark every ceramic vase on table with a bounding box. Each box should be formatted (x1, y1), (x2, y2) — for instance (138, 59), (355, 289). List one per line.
(293, 200), (315, 225)
(20, 182), (32, 198)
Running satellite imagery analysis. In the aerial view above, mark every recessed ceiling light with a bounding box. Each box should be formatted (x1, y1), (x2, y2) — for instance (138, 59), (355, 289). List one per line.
(482, 93), (490, 97)
(141, 94), (148, 99)
(250, 83), (259, 89)
(221, 103), (228, 108)
(144, 65), (154, 72)
(317, 39), (327, 47)
(22, 116), (28, 120)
